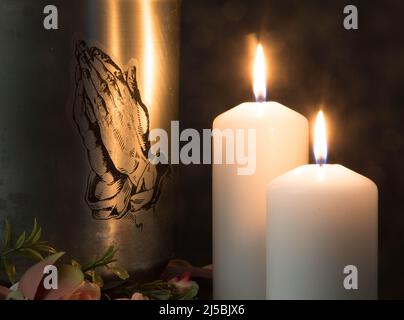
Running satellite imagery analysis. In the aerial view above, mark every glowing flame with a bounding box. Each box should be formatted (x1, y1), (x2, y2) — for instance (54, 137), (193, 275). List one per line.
(253, 44), (267, 102)
(314, 111), (328, 165)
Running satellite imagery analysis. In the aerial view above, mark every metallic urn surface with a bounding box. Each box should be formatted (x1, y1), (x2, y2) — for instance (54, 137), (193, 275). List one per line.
(0, 0), (180, 279)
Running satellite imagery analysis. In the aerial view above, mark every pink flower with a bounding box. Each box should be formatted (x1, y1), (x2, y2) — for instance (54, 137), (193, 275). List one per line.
(115, 292), (147, 300)
(131, 292), (146, 300)
(169, 272), (193, 295)
(161, 259), (212, 280)
(62, 280), (101, 300)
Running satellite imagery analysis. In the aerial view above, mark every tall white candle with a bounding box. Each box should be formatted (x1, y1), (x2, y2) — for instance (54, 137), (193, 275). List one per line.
(266, 111), (378, 300)
(212, 44), (309, 299)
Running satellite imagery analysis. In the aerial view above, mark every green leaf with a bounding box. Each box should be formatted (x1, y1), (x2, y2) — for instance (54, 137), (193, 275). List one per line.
(102, 246), (116, 261)
(31, 227), (42, 244)
(92, 271), (104, 287)
(85, 269), (103, 287)
(147, 289), (171, 300)
(3, 218), (11, 250)
(178, 282), (199, 300)
(26, 219), (38, 243)
(21, 248), (44, 261)
(15, 231), (26, 249)
(34, 244), (57, 254)
(108, 266), (129, 280)
(3, 259), (16, 284)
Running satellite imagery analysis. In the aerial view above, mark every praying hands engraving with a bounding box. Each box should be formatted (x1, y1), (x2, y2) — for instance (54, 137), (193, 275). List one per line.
(73, 41), (168, 220)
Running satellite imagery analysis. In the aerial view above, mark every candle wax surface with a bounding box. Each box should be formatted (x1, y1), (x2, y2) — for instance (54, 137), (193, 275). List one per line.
(269, 164), (378, 190)
(267, 164), (378, 300)
(213, 101), (309, 300)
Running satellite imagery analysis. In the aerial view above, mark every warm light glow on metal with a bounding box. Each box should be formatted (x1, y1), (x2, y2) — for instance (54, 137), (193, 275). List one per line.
(253, 44), (267, 102)
(314, 111), (328, 165)
(142, 0), (155, 107)
(107, 0), (120, 60)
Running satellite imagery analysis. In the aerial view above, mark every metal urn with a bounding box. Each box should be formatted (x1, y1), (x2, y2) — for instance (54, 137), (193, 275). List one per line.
(0, 0), (180, 280)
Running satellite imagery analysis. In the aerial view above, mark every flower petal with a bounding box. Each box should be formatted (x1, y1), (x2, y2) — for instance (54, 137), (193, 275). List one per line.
(41, 264), (85, 300)
(161, 260), (212, 281)
(131, 292), (146, 300)
(61, 280), (101, 300)
(18, 252), (65, 300)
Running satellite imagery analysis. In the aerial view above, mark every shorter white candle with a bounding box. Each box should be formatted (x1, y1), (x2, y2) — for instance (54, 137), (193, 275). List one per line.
(266, 111), (378, 300)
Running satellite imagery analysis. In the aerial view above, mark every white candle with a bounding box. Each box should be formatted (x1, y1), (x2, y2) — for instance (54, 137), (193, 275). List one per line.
(212, 44), (309, 299)
(267, 111), (378, 300)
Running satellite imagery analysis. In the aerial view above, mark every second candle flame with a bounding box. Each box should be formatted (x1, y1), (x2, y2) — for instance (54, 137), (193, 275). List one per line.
(253, 44), (267, 102)
(314, 111), (328, 165)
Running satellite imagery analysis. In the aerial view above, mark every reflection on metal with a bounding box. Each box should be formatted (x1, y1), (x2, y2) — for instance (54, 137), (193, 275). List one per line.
(142, 0), (155, 109)
(0, 0), (180, 280)
(107, 0), (121, 60)
(105, 0), (121, 243)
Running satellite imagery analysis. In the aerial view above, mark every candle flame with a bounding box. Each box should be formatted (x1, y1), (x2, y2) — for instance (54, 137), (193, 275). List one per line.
(314, 111), (328, 165)
(253, 44), (267, 102)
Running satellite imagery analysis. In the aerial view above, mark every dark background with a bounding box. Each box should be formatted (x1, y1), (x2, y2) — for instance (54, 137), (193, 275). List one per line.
(177, 0), (404, 299)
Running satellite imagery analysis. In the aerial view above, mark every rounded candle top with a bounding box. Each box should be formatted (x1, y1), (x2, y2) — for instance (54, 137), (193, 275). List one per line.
(213, 101), (308, 128)
(269, 164), (378, 192)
